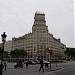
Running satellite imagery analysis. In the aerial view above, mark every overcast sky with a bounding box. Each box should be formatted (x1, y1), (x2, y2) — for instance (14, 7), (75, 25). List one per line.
(0, 0), (74, 48)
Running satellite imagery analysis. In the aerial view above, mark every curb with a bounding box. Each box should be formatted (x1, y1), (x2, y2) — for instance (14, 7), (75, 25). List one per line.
(42, 67), (64, 75)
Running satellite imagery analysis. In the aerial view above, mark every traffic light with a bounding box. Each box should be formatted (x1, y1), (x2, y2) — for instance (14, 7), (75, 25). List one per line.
(48, 48), (52, 54)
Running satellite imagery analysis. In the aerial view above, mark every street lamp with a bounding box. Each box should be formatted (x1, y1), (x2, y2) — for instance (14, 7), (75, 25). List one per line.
(0, 32), (7, 75)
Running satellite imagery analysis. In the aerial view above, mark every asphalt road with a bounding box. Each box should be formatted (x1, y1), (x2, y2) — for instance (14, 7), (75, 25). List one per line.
(46, 62), (75, 75)
(3, 61), (75, 75)
(55, 62), (75, 75)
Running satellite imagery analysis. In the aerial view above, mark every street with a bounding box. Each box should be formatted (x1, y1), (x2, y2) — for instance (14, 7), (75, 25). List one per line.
(52, 62), (75, 75)
(3, 61), (75, 75)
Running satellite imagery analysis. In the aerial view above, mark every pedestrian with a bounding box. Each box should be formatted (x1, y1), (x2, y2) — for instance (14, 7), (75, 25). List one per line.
(19, 60), (23, 68)
(26, 61), (28, 69)
(16, 59), (19, 65)
(19, 60), (22, 65)
(39, 59), (44, 72)
(4, 60), (7, 71)
(45, 62), (49, 70)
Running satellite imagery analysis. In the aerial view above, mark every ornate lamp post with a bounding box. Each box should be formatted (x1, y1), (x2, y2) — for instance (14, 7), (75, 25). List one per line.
(0, 32), (7, 75)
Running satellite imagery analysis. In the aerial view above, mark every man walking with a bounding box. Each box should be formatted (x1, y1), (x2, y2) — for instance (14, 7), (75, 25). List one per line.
(4, 60), (7, 71)
(26, 61), (28, 69)
(39, 59), (44, 72)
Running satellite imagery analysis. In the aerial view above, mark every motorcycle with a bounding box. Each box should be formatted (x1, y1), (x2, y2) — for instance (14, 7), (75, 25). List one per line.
(14, 63), (23, 69)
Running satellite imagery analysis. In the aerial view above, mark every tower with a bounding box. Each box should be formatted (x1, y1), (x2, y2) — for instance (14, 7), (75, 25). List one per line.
(32, 11), (48, 33)
(32, 11), (49, 60)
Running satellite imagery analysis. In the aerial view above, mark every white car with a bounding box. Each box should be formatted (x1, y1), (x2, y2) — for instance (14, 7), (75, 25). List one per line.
(43, 60), (50, 64)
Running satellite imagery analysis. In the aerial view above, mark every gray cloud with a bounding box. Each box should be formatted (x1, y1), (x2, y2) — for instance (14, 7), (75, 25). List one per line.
(0, 0), (74, 47)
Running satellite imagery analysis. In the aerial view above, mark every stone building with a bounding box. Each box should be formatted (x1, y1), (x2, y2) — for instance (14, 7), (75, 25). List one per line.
(4, 40), (12, 52)
(0, 43), (2, 49)
(12, 11), (66, 61)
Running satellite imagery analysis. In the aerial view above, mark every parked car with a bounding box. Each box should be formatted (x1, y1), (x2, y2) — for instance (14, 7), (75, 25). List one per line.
(27, 60), (36, 65)
(43, 60), (50, 64)
(36, 60), (40, 64)
(31, 60), (36, 64)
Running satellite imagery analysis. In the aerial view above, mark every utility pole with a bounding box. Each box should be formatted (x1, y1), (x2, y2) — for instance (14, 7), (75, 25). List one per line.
(48, 48), (52, 71)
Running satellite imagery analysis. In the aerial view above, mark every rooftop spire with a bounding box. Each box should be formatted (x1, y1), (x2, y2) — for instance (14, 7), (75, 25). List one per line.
(34, 11), (46, 25)
(35, 11), (45, 15)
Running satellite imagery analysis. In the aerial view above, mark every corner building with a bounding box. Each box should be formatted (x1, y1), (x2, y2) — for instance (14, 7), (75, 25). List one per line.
(12, 12), (66, 61)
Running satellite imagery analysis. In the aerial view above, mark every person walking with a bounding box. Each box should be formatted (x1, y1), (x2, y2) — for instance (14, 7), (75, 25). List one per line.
(26, 61), (28, 69)
(4, 60), (7, 71)
(39, 59), (44, 72)
(45, 62), (49, 70)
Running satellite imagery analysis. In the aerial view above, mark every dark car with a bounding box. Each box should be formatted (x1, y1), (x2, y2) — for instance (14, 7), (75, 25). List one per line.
(27, 60), (36, 65)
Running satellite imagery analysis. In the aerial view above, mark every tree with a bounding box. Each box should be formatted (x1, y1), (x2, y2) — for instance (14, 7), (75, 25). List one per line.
(3, 51), (9, 58)
(0, 48), (9, 58)
(10, 49), (27, 58)
(64, 48), (75, 59)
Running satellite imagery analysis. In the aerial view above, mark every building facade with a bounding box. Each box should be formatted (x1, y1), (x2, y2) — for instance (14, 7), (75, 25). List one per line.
(4, 40), (12, 52)
(11, 12), (66, 61)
